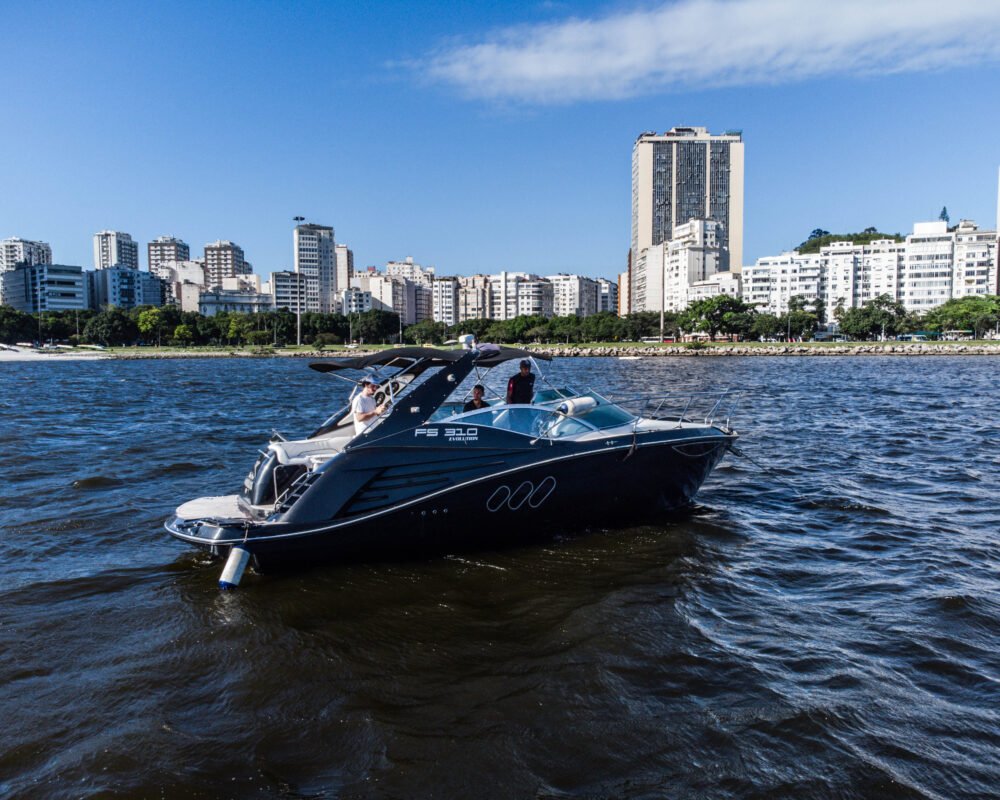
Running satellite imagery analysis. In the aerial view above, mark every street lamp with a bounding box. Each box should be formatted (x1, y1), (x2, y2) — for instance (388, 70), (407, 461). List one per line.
(293, 215), (305, 347)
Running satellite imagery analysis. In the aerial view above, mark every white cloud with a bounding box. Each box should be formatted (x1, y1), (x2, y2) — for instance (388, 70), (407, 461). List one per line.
(422, 0), (1000, 103)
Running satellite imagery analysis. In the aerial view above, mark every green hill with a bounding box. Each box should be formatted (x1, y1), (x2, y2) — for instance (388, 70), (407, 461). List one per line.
(796, 230), (904, 254)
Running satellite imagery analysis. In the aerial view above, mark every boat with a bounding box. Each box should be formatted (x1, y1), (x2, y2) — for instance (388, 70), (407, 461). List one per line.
(166, 344), (739, 587)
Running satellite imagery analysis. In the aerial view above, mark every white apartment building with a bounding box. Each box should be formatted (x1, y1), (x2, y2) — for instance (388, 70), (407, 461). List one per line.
(93, 230), (139, 270)
(0, 237), (52, 305)
(952, 221), (997, 299)
(338, 286), (372, 314)
(432, 277), (459, 326)
(688, 272), (742, 305)
(2, 263), (87, 313)
(489, 272), (553, 320)
(156, 259), (206, 310)
(294, 223), (336, 313)
(596, 278), (619, 314)
(268, 270), (308, 313)
(457, 275), (492, 322)
(386, 257), (434, 285)
(745, 220), (997, 318)
(203, 241), (250, 289)
(546, 274), (598, 317)
(632, 220), (724, 313)
(147, 236), (190, 278)
(742, 253), (822, 316)
(899, 221), (955, 312)
(335, 244), (354, 297)
(631, 127), (744, 279)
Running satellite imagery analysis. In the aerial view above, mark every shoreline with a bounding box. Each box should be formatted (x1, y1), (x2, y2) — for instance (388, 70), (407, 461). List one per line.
(5, 342), (1000, 362)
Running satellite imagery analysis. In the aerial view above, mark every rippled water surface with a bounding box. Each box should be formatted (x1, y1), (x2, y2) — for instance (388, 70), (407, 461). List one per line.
(1, 356), (998, 799)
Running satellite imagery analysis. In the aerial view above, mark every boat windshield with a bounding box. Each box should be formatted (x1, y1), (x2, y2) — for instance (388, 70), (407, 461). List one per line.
(446, 392), (635, 438)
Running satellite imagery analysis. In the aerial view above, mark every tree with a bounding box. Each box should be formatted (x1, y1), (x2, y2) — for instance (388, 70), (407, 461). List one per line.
(227, 314), (253, 345)
(679, 295), (755, 340)
(924, 295), (1000, 338)
(939, 206), (950, 224)
(809, 228), (830, 241)
(172, 324), (194, 346)
(403, 319), (446, 345)
(0, 306), (36, 344)
(137, 307), (166, 346)
(83, 308), (140, 346)
(750, 313), (782, 341)
(837, 294), (908, 340)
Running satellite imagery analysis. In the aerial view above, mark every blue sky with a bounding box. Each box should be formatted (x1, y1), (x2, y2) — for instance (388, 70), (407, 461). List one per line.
(2, 0), (999, 279)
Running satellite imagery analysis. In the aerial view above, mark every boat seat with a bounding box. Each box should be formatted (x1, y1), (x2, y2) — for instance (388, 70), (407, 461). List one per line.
(268, 434), (351, 466)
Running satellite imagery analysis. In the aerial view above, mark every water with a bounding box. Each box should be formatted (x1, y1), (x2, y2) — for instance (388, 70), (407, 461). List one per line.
(1, 356), (998, 798)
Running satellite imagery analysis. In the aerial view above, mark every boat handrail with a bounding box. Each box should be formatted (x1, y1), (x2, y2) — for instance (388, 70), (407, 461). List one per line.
(608, 389), (742, 430)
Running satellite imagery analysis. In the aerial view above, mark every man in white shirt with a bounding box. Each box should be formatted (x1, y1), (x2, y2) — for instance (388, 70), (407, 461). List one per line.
(352, 377), (388, 436)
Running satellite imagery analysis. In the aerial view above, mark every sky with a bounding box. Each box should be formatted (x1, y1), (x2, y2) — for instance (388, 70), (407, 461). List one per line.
(2, 0), (1000, 280)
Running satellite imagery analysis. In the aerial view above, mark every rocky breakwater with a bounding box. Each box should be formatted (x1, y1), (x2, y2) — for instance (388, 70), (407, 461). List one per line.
(530, 343), (1000, 358)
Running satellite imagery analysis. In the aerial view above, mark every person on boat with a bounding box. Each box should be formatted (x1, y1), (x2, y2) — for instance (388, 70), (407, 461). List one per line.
(463, 384), (488, 413)
(506, 360), (535, 404)
(352, 377), (388, 435)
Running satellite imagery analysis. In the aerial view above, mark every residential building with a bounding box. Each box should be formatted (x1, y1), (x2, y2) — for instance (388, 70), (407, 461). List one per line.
(546, 274), (598, 317)
(268, 270), (308, 313)
(199, 289), (274, 316)
(148, 236), (190, 278)
(156, 260), (206, 310)
(0, 237), (52, 305)
(489, 272), (553, 320)
(2, 263), (87, 313)
(432, 277), (459, 326)
(366, 275), (408, 321)
(203, 240), (250, 289)
(88, 267), (164, 309)
(618, 270), (631, 316)
(631, 126), (744, 278)
(596, 278), (619, 314)
(952, 220), (997, 299)
(688, 272), (742, 305)
(386, 256), (435, 285)
(93, 230), (139, 269)
(294, 223), (336, 312)
(338, 286), (372, 314)
(632, 220), (724, 313)
(742, 253), (822, 317)
(457, 275), (492, 322)
(335, 244), (354, 296)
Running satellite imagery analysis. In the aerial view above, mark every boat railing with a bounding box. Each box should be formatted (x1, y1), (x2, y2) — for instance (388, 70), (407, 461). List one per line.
(609, 389), (742, 430)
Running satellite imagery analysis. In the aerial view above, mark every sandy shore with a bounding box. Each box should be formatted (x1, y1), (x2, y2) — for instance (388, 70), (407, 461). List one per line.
(0, 348), (109, 362)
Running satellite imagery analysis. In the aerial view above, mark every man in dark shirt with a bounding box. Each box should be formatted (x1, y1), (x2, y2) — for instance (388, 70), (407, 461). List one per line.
(506, 360), (535, 404)
(463, 384), (488, 413)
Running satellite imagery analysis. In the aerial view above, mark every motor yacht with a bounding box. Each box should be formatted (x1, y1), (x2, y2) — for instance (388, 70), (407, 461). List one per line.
(166, 345), (739, 586)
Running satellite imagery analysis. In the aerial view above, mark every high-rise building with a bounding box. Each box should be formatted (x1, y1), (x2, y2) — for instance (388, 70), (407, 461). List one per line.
(203, 240), (250, 289)
(632, 219), (725, 313)
(294, 223), (336, 312)
(457, 275), (492, 322)
(631, 127), (744, 278)
(596, 278), (619, 314)
(2, 264), (87, 313)
(489, 272), (553, 320)
(431, 277), (459, 326)
(386, 256), (435, 284)
(0, 237), (52, 305)
(93, 230), (139, 270)
(546, 274), (598, 317)
(335, 244), (354, 297)
(88, 267), (164, 309)
(267, 270), (308, 313)
(148, 236), (190, 278)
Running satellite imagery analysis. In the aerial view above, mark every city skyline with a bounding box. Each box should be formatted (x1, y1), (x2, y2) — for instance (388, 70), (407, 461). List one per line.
(2, 1), (999, 278)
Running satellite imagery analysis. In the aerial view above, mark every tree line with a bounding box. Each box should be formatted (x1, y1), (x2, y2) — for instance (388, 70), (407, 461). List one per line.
(2, 293), (997, 347)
